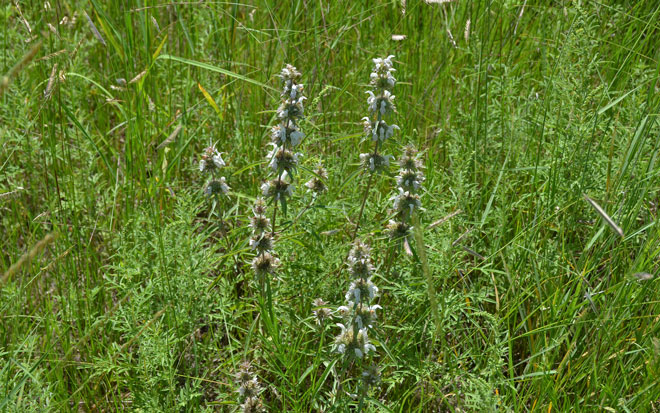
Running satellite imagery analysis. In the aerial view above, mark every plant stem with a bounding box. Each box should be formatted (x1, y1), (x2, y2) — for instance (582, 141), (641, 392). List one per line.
(352, 138), (380, 241)
(412, 213), (442, 350)
(271, 197), (278, 237)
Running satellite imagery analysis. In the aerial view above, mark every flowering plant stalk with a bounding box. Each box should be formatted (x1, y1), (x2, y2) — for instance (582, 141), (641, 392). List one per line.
(386, 145), (425, 247)
(234, 361), (266, 412)
(261, 64), (306, 234)
(353, 55), (398, 240)
(334, 240), (382, 405)
(198, 142), (238, 270)
(386, 145), (441, 344)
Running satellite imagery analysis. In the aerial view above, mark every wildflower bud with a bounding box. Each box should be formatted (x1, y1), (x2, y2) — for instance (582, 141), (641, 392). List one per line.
(235, 361), (255, 386)
(261, 177), (294, 201)
(205, 177), (230, 196)
(304, 165), (328, 194)
(250, 214), (271, 233)
(252, 198), (268, 215)
(249, 232), (274, 254)
(251, 252), (280, 278)
(312, 298), (333, 325)
(396, 169), (425, 192)
(268, 146), (300, 175)
(391, 188), (422, 216)
(360, 153), (392, 173)
(386, 219), (411, 239)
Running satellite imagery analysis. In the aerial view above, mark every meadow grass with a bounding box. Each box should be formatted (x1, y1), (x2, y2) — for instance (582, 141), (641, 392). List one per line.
(1, 0), (660, 411)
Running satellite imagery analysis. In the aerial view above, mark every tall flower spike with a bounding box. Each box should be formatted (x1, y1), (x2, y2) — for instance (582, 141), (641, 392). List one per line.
(249, 197), (280, 281)
(265, 64), (306, 208)
(387, 144), (425, 241)
(234, 361), (266, 413)
(360, 55), (399, 174)
(334, 240), (381, 362)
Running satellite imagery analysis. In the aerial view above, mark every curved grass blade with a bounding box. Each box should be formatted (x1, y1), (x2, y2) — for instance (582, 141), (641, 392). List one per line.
(157, 54), (277, 92)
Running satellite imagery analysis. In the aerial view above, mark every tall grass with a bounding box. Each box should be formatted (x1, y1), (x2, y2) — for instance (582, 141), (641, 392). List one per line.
(1, 0), (659, 411)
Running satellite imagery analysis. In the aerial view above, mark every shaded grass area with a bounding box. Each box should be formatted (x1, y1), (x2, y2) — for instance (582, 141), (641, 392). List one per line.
(1, 0), (660, 411)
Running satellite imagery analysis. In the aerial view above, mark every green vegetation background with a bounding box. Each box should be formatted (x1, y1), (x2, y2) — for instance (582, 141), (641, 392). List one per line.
(1, 0), (659, 411)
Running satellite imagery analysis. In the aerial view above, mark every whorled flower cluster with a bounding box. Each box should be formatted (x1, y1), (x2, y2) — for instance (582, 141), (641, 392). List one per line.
(334, 241), (380, 360)
(250, 198), (280, 280)
(304, 164), (329, 195)
(263, 64), (305, 204)
(311, 297), (333, 326)
(235, 361), (265, 413)
(387, 145), (425, 240)
(199, 143), (230, 196)
(360, 55), (398, 173)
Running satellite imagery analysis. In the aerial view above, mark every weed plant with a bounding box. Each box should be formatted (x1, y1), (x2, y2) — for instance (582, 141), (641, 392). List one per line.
(1, 1), (660, 411)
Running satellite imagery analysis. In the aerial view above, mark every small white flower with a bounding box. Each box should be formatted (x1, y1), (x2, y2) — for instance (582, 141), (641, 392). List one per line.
(366, 90), (396, 115)
(199, 144), (225, 173)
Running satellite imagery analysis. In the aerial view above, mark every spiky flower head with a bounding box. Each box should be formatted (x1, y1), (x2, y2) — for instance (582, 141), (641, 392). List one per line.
(370, 55), (397, 90)
(347, 240), (374, 279)
(360, 153), (392, 173)
(240, 397), (265, 413)
(251, 252), (280, 278)
(252, 197), (268, 215)
(279, 64), (302, 90)
(366, 90), (396, 116)
(312, 298), (333, 325)
(199, 144), (226, 173)
(386, 219), (412, 239)
(372, 55), (396, 76)
(396, 168), (425, 192)
(399, 144), (424, 171)
(237, 378), (262, 399)
(250, 214), (271, 234)
(249, 232), (274, 254)
(268, 145), (300, 175)
(363, 118), (400, 142)
(391, 188), (422, 216)
(235, 361), (255, 386)
(335, 324), (376, 359)
(261, 177), (294, 201)
(205, 177), (230, 196)
(304, 164), (328, 194)
(345, 277), (379, 304)
(277, 96), (306, 121)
